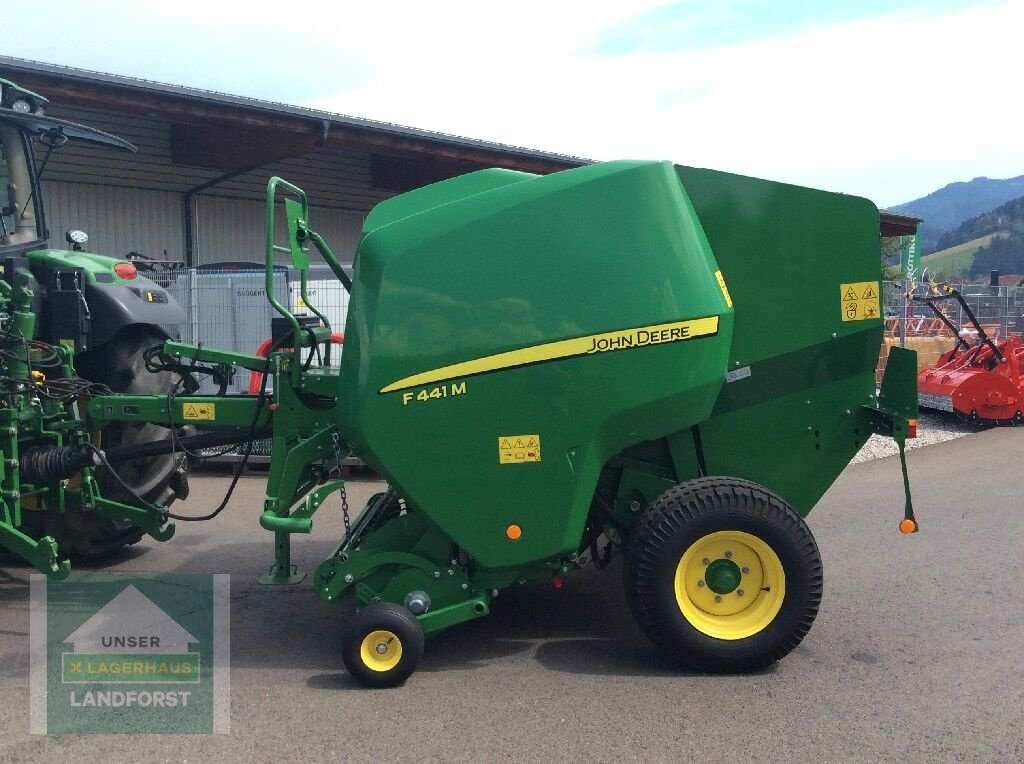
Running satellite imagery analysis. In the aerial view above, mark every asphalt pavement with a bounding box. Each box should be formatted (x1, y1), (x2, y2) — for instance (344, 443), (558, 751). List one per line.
(1, 428), (1022, 762)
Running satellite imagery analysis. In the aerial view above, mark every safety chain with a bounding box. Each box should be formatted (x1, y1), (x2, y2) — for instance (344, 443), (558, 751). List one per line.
(340, 483), (351, 540)
(331, 431), (352, 540)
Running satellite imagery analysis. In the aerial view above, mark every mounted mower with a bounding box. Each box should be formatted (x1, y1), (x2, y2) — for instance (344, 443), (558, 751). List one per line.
(916, 282), (1024, 425)
(1, 159), (919, 686)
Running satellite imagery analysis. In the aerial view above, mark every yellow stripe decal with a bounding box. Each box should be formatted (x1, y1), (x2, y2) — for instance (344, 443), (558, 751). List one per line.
(379, 315), (720, 394)
(714, 270), (733, 308)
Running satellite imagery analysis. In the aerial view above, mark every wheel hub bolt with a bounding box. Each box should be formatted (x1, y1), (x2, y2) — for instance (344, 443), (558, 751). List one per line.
(737, 589), (745, 596)
(714, 595), (722, 603)
(724, 551), (733, 559)
(741, 567), (750, 574)
(697, 580), (705, 588)
(702, 558), (711, 565)
(375, 643), (388, 654)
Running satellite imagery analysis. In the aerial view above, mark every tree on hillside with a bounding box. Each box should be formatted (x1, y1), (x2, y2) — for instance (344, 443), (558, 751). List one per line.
(880, 236), (905, 279)
(969, 232), (1024, 277)
(935, 195), (1024, 251)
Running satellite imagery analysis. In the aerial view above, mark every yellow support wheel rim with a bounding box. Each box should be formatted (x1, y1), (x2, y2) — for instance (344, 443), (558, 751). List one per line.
(673, 530), (785, 640)
(359, 629), (403, 672)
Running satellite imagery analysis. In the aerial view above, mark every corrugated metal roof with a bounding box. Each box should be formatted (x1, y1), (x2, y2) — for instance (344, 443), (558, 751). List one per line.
(0, 55), (590, 168)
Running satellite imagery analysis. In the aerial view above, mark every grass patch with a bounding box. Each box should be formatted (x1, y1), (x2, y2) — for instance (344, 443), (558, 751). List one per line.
(922, 231), (1010, 275)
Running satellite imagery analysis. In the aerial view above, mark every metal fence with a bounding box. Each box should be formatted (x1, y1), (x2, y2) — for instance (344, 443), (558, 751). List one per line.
(157, 265), (350, 396)
(144, 265), (351, 462)
(877, 280), (1024, 382)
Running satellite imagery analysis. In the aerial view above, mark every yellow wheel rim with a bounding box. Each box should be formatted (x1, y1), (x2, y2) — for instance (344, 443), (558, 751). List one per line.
(359, 630), (403, 672)
(673, 530), (785, 640)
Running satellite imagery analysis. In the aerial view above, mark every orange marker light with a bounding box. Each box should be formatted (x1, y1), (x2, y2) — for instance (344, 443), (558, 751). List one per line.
(899, 518), (918, 534)
(907, 419), (918, 439)
(506, 524), (522, 540)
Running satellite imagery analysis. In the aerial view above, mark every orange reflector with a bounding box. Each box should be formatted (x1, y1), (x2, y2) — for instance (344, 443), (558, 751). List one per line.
(114, 262), (138, 280)
(506, 524), (522, 540)
(899, 518), (918, 534)
(551, 574), (563, 589)
(907, 419), (918, 439)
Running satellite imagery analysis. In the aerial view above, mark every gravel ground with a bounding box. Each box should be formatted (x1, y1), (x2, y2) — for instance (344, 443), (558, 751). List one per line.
(851, 408), (989, 464)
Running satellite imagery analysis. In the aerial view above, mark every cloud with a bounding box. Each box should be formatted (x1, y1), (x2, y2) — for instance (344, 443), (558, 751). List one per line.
(308, 0), (1024, 206)
(3, 0), (1022, 205)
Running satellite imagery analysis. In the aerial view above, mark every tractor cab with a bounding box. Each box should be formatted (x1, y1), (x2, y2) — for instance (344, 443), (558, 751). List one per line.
(0, 77), (134, 255)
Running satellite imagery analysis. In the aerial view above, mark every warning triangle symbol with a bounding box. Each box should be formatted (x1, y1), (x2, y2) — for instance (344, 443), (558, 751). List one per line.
(185, 405), (197, 417)
(861, 284), (876, 299)
(513, 438), (526, 449)
(842, 287), (858, 301)
(500, 439), (513, 450)
(525, 437), (538, 448)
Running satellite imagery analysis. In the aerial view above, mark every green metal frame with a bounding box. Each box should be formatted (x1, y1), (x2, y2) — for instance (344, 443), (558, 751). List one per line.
(265, 178), (349, 384)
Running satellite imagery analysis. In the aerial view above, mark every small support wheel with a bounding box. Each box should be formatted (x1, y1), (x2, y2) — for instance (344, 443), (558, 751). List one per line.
(624, 477), (823, 673)
(342, 602), (424, 688)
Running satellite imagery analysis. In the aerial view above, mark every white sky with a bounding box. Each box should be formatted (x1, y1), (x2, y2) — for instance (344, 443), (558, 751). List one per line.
(3, 0), (1022, 206)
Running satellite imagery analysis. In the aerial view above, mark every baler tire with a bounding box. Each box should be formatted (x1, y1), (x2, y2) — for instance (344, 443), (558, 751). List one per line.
(22, 326), (190, 559)
(625, 477), (823, 673)
(342, 602), (425, 688)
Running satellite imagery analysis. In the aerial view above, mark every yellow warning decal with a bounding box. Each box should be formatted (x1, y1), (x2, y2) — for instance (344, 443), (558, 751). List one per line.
(499, 435), (541, 464)
(715, 270), (733, 308)
(183, 402), (216, 421)
(839, 281), (881, 322)
(380, 315), (720, 393)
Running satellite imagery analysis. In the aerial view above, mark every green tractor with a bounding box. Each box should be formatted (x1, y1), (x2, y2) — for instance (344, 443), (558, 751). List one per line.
(0, 77), (189, 557)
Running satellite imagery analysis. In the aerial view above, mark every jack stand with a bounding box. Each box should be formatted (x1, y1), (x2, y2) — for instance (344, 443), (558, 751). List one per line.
(897, 439), (919, 534)
(258, 530), (306, 585)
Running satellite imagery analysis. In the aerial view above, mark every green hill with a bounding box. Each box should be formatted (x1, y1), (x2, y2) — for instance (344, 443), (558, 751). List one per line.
(890, 175), (1024, 253)
(921, 231), (1009, 276)
(933, 195), (1024, 251)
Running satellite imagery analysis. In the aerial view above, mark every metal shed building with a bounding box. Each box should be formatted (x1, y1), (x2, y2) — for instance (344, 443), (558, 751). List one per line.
(0, 56), (585, 269)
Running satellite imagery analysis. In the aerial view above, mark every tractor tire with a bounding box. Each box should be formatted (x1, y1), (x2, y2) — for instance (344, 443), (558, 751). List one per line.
(624, 477), (823, 673)
(23, 325), (190, 559)
(342, 602), (425, 688)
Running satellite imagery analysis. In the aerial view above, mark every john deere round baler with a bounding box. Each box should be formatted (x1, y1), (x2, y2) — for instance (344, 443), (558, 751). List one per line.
(315, 159), (919, 685)
(6, 159), (918, 688)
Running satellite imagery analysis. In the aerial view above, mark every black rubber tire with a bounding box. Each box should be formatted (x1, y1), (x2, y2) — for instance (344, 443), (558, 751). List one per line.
(624, 476), (823, 673)
(22, 325), (190, 559)
(342, 602), (425, 688)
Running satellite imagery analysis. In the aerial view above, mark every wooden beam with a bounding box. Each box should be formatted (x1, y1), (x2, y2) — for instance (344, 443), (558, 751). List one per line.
(12, 73), (317, 134)
(326, 126), (580, 174)
(10, 71), (585, 175)
(171, 123), (319, 172)
(370, 154), (481, 192)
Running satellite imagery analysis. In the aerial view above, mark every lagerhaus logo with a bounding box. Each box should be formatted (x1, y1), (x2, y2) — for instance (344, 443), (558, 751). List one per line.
(30, 573), (230, 734)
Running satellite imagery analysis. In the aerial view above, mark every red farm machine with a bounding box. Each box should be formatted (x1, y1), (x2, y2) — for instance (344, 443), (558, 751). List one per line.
(915, 282), (1024, 425)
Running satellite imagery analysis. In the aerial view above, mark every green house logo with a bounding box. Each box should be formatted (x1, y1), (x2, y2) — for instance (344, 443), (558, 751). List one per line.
(31, 573), (229, 735)
(61, 585), (201, 687)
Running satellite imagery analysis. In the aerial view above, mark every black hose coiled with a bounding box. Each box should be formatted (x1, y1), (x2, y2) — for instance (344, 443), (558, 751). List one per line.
(20, 444), (97, 484)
